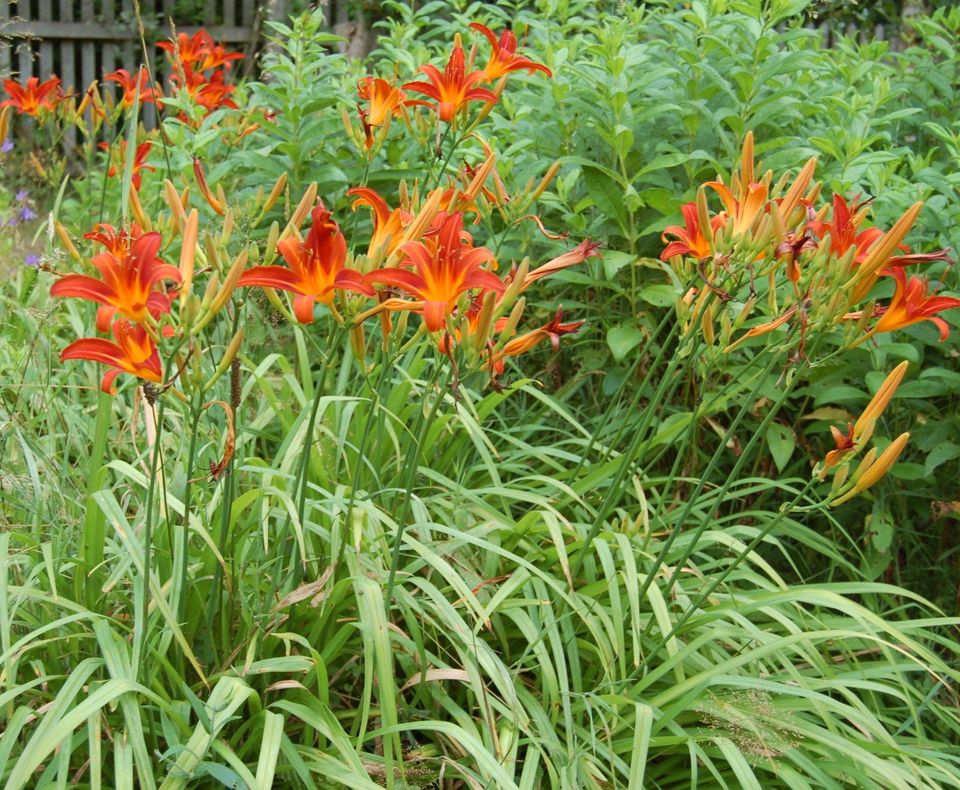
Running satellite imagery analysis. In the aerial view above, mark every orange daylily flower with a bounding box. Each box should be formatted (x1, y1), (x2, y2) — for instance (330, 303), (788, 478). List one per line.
(371, 212), (504, 331)
(404, 41), (498, 123)
(158, 30), (213, 66)
(104, 67), (159, 107)
(1, 76), (61, 116)
(469, 23), (552, 81)
(99, 140), (155, 189)
(83, 223), (145, 257)
(660, 202), (726, 261)
(61, 319), (163, 394)
(50, 231), (181, 331)
(851, 267), (960, 342)
(193, 71), (238, 113)
(705, 179), (768, 239)
(357, 77), (407, 148)
(348, 187), (413, 263)
(820, 423), (856, 478)
(200, 41), (244, 71)
(357, 77), (407, 127)
(238, 206), (375, 323)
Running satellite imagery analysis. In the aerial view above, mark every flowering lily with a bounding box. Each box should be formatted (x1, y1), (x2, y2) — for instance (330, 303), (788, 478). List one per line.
(238, 206), (374, 324)
(104, 67), (159, 107)
(468, 23), (552, 81)
(661, 202), (725, 261)
(705, 179), (768, 240)
(851, 267), (960, 342)
(404, 39), (498, 123)
(84, 222), (144, 256)
(50, 232), (181, 331)
(1, 76), (61, 116)
(371, 211), (504, 331)
(158, 30), (213, 66)
(517, 238), (602, 291)
(200, 41), (244, 71)
(348, 187), (413, 264)
(100, 140), (155, 189)
(61, 319), (163, 394)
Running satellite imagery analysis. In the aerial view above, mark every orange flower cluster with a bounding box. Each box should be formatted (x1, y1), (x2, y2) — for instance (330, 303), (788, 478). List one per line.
(160, 30), (242, 119)
(52, 225), (178, 393)
(349, 22), (550, 152)
(661, 133), (958, 353)
(51, 22), (583, 394)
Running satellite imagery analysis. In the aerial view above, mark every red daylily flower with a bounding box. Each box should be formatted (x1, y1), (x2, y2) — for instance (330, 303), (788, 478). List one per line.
(661, 203), (726, 261)
(194, 71), (238, 113)
(104, 67), (159, 107)
(807, 194), (951, 270)
(821, 423), (856, 476)
(83, 223), (145, 257)
(371, 212), (504, 331)
(61, 319), (163, 394)
(51, 232), (181, 331)
(238, 206), (375, 323)
(469, 23), (552, 81)
(1, 76), (61, 116)
(866, 267), (960, 341)
(404, 42), (498, 123)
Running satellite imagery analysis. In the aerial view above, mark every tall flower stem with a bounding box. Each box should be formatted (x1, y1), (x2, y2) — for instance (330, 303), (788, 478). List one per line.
(132, 388), (166, 673)
(384, 360), (449, 614)
(173, 391), (204, 626)
(77, 389), (113, 609)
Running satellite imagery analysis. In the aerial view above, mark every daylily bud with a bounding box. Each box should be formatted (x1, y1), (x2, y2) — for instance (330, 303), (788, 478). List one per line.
(853, 361), (908, 446)
(779, 156), (817, 222)
(530, 162), (561, 204)
(179, 209), (200, 305)
(201, 272), (220, 311)
(0, 106), (10, 144)
(194, 158), (226, 215)
(128, 185), (152, 231)
(205, 328), (245, 391)
(283, 183), (318, 238)
(220, 208), (235, 246)
(696, 184), (715, 255)
(204, 234), (222, 273)
(831, 432), (910, 506)
(349, 324), (367, 366)
(256, 172), (288, 224)
(55, 221), (83, 262)
(701, 301), (716, 345)
(471, 290), (498, 352)
(180, 294), (201, 331)
(164, 179), (187, 230)
(264, 220), (280, 264)
(734, 294), (756, 328)
(498, 297), (526, 343)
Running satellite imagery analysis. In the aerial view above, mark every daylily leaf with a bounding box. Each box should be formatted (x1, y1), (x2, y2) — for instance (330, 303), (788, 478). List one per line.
(607, 324), (644, 361)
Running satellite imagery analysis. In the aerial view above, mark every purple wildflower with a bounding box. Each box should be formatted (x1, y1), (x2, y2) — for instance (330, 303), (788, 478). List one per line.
(15, 190), (28, 202)
(20, 206), (37, 221)
(1, 139), (12, 153)
(24, 254), (40, 267)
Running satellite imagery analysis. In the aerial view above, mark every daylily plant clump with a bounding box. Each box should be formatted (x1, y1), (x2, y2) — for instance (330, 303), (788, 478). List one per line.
(45, 23), (594, 400)
(660, 132), (960, 500)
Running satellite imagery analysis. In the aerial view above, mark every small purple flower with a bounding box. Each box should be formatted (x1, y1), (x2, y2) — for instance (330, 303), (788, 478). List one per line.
(24, 254), (40, 267)
(1, 139), (12, 153)
(20, 206), (37, 221)
(6, 217), (18, 227)
(15, 190), (28, 202)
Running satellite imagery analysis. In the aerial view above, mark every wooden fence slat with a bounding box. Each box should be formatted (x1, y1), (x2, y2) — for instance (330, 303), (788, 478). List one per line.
(223, 0), (235, 28)
(38, 0), (53, 77)
(16, 28), (32, 82)
(58, 0), (77, 146)
(1, 0), (11, 77)
(102, 0), (117, 81)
